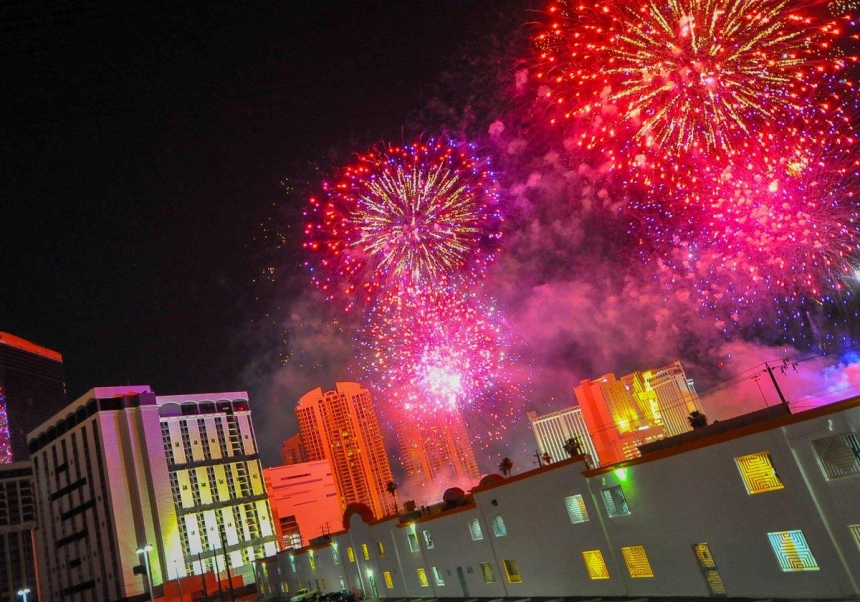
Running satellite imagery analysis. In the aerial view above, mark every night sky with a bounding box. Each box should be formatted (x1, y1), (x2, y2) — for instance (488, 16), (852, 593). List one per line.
(3, 1), (519, 409)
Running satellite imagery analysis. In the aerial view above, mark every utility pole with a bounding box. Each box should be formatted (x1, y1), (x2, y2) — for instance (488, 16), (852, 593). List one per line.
(765, 363), (789, 406)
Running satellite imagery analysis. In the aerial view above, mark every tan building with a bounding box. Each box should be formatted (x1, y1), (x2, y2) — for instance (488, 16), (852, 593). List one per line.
(297, 382), (395, 519)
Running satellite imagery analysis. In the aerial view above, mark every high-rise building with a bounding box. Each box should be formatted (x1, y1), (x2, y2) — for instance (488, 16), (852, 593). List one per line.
(28, 386), (278, 601)
(263, 461), (343, 548)
(0, 332), (66, 463)
(574, 360), (702, 465)
(398, 411), (480, 487)
(296, 382), (395, 519)
(527, 407), (600, 468)
(0, 461), (37, 602)
(280, 434), (307, 466)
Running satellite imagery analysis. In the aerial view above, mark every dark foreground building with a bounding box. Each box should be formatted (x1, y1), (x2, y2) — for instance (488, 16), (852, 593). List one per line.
(0, 332), (67, 463)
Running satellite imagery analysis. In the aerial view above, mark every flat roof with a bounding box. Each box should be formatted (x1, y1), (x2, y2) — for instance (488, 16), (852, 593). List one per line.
(0, 331), (63, 362)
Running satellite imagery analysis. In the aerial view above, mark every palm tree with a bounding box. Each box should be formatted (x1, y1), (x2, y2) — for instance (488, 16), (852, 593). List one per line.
(385, 480), (399, 514)
(498, 457), (514, 477)
(563, 436), (582, 457)
(542, 451), (552, 465)
(688, 410), (709, 429)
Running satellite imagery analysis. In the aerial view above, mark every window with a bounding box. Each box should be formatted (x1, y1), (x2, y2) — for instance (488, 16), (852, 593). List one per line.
(309, 554), (316, 570)
(361, 544), (370, 560)
(735, 451), (784, 494)
(768, 530), (819, 572)
(582, 550), (610, 580)
(332, 547), (339, 565)
(565, 494), (589, 523)
(479, 562), (496, 583)
(812, 434), (860, 479)
(432, 566), (445, 586)
(383, 571), (394, 589)
(417, 568), (429, 587)
(692, 543), (726, 596)
(621, 546), (654, 578)
(347, 547), (355, 563)
(601, 486), (630, 516)
(376, 541), (385, 557)
(851, 525), (860, 552)
(491, 514), (508, 537)
(423, 530), (434, 549)
(468, 518), (484, 541)
(407, 532), (419, 552)
(502, 559), (522, 583)
(289, 555), (296, 572)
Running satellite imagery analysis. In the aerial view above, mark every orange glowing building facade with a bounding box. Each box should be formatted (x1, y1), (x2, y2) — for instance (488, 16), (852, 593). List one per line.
(398, 410), (480, 488)
(574, 361), (702, 465)
(296, 382), (395, 519)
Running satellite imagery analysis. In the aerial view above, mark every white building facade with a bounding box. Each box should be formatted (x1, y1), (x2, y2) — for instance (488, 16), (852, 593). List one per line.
(528, 406), (599, 467)
(261, 395), (860, 600)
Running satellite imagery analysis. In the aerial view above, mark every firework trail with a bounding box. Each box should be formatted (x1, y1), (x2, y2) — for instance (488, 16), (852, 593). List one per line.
(304, 139), (502, 311)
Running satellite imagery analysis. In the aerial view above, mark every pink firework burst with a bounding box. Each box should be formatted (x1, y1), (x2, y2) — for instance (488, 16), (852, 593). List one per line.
(534, 0), (849, 170)
(304, 139), (502, 310)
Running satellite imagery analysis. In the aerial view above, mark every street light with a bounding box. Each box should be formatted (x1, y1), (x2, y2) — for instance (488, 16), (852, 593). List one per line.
(136, 545), (155, 602)
(17, 588), (30, 602)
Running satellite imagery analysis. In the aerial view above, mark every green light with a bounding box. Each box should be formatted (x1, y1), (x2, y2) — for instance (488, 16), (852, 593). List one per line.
(615, 467), (629, 482)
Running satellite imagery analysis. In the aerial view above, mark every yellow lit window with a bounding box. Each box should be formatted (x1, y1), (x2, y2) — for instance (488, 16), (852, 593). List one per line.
(384, 571), (394, 589)
(321, 579), (326, 590)
(621, 546), (654, 578)
(361, 543), (370, 560)
(347, 547), (355, 563)
(582, 550), (610, 580)
(377, 541), (385, 557)
(480, 562), (496, 583)
(309, 554), (316, 570)
(693, 543), (726, 596)
(503, 559), (522, 583)
(417, 568), (429, 587)
(735, 452), (784, 494)
(768, 530), (819, 572)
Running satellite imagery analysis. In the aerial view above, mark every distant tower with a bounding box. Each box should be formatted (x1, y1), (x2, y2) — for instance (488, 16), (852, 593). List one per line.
(574, 361), (702, 465)
(398, 410), (480, 486)
(296, 382), (395, 519)
(0, 462), (37, 602)
(528, 407), (600, 468)
(0, 332), (67, 463)
(280, 434), (307, 465)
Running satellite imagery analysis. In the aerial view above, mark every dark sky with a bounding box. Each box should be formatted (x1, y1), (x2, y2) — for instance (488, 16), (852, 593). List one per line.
(2, 1), (519, 404)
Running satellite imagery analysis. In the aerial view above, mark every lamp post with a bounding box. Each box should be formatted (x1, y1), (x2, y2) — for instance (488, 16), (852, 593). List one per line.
(136, 545), (155, 602)
(17, 588), (30, 602)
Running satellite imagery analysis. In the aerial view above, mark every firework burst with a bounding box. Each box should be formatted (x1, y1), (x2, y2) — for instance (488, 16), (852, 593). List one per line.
(534, 0), (848, 169)
(304, 139), (502, 310)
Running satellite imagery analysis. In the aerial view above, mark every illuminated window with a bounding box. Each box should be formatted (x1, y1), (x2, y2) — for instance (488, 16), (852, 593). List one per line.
(332, 546), (339, 565)
(692, 543), (726, 596)
(361, 543), (370, 560)
(502, 559), (522, 583)
(309, 554), (316, 570)
(376, 541), (385, 557)
(423, 530), (434, 549)
(383, 571), (394, 589)
(851, 525), (860, 552)
(417, 568), (429, 587)
(491, 514), (507, 537)
(565, 494), (589, 523)
(479, 562), (496, 583)
(601, 486), (630, 516)
(289, 555), (296, 572)
(407, 532), (419, 552)
(735, 452), (784, 494)
(321, 579), (327, 590)
(432, 566), (445, 586)
(812, 434), (860, 479)
(468, 518), (484, 541)
(768, 530), (819, 572)
(347, 547), (355, 563)
(582, 550), (610, 580)
(621, 546), (654, 578)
